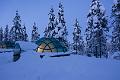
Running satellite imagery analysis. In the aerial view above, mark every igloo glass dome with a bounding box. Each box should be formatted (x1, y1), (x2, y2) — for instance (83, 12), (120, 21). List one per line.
(36, 37), (68, 53)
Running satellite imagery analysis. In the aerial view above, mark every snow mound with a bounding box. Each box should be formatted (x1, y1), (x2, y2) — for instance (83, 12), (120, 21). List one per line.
(16, 41), (38, 51)
(111, 51), (120, 60)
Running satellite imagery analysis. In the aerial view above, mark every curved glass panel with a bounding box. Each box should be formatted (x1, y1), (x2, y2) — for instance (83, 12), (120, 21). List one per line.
(36, 37), (67, 53)
(48, 43), (55, 49)
(39, 43), (46, 49)
(45, 46), (50, 50)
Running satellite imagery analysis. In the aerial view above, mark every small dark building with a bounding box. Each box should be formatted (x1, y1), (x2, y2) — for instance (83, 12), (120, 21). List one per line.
(0, 41), (15, 49)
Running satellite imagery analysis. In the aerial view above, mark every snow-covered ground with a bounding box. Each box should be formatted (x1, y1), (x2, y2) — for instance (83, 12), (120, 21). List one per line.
(0, 49), (13, 53)
(0, 51), (120, 80)
(0, 50), (13, 65)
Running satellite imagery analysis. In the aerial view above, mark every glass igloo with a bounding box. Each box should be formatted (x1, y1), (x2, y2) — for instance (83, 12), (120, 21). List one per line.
(36, 37), (68, 53)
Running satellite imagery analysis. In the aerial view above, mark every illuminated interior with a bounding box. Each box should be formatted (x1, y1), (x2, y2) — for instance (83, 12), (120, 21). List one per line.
(36, 37), (67, 53)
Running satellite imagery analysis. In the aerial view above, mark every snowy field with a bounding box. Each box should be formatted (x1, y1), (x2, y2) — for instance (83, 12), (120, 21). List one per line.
(0, 51), (120, 80)
(0, 49), (13, 65)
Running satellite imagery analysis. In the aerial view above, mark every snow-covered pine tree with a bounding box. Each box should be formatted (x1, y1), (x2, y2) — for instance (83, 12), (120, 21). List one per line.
(9, 27), (15, 41)
(111, 0), (120, 52)
(31, 22), (40, 42)
(86, 0), (108, 58)
(73, 19), (84, 54)
(0, 27), (3, 41)
(4, 25), (9, 41)
(9, 11), (23, 41)
(22, 24), (28, 41)
(44, 7), (55, 38)
(54, 2), (68, 47)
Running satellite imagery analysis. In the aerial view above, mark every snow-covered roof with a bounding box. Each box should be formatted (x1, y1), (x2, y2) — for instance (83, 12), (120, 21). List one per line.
(15, 41), (38, 51)
(0, 49), (13, 53)
(111, 51), (120, 59)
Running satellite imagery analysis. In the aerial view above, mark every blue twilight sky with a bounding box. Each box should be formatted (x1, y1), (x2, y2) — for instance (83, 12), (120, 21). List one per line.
(0, 0), (113, 42)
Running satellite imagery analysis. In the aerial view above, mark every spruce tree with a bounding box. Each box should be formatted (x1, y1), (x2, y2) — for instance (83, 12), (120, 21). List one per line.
(0, 27), (3, 41)
(73, 19), (84, 54)
(31, 22), (40, 42)
(22, 24), (28, 41)
(44, 7), (55, 38)
(9, 27), (15, 41)
(9, 11), (23, 41)
(4, 25), (9, 41)
(111, 0), (120, 52)
(86, 0), (108, 58)
(54, 2), (68, 43)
